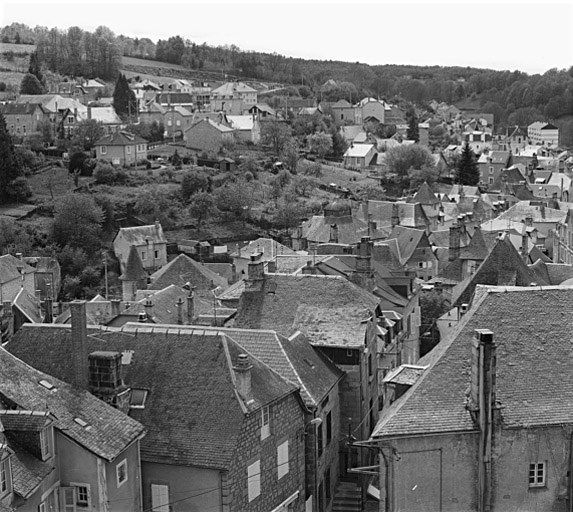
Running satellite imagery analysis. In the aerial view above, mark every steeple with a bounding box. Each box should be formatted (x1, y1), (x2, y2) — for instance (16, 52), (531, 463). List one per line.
(120, 246), (147, 301)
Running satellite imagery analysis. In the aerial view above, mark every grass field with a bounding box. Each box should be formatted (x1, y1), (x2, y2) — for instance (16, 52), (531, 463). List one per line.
(27, 166), (83, 200)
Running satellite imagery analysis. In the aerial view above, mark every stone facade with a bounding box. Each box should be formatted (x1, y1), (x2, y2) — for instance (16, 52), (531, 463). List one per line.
(226, 392), (306, 512)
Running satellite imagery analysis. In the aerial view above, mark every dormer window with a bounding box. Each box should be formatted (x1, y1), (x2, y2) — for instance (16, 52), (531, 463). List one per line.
(260, 406), (270, 440)
(130, 389), (148, 409)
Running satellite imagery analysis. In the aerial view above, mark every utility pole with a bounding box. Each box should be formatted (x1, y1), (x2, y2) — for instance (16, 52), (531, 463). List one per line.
(102, 251), (109, 299)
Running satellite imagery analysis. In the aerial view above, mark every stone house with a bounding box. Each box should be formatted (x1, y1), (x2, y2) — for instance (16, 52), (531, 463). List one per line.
(210, 82), (258, 114)
(368, 286), (573, 512)
(384, 226), (439, 281)
(113, 221), (168, 274)
(184, 118), (235, 152)
(477, 150), (513, 186)
(226, 115), (261, 144)
(354, 98), (388, 125)
(528, 122), (559, 147)
(94, 131), (148, 166)
(155, 92), (194, 111)
(0, 102), (46, 137)
(9, 305), (308, 512)
(2, 303), (146, 512)
(331, 99), (355, 124)
(163, 105), (194, 139)
(343, 144), (377, 169)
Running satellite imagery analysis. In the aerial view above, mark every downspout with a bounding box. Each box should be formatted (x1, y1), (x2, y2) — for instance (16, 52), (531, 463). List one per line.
(569, 429), (573, 512)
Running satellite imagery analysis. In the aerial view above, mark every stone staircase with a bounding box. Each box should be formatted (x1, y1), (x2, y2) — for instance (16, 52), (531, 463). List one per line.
(332, 480), (362, 512)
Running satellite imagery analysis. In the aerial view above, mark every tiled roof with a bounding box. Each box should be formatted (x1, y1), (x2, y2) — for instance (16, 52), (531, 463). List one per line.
(0, 255), (34, 284)
(458, 226), (488, 261)
(234, 238), (297, 260)
(385, 226), (427, 264)
(0, 103), (42, 115)
(79, 106), (122, 124)
(121, 245), (147, 282)
(148, 254), (228, 291)
(302, 215), (368, 245)
(115, 224), (167, 246)
(9, 325), (294, 469)
(186, 117), (234, 133)
(95, 131), (147, 146)
(234, 274), (379, 347)
(0, 345), (145, 461)
(366, 201), (429, 230)
(410, 182), (440, 205)
(211, 82), (256, 96)
(227, 115), (256, 131)
(8, 439), (54, 499)
(372, 286), (573, 438)
(12, 289), (42, 323)
(496, 201), (566, 224)
(545, 263), (573, 285)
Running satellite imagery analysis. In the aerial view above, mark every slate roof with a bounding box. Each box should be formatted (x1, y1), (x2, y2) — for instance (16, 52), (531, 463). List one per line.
(12, 289), (42, 323)
(302, 214), (369, 245)
(7, 439), (54, 499)
(496, 201), (566, 224)
(116, 224), (167, 246)
(409, 182), (440, 205)
(155, 92), (194, 104)
(0, 345), (145, 461)
(211, 82), (257, 96)
(458, 226), (488, 261)
(95, 131), (147, 146)
(186, 118), (234, 133)
(227, 115), (256, 131)
(148, 254), (228, 291)
(0, 255), (34, 284)
(451, 236), (539, 306)
(372, 286), (573, 439)
(385, 226), (427, 264)
(234, 274), (379, 347)
(204, 263), (235, 283)
(382, 364), (427, 386)
(8, 325), (294, 469)
(545, 263), (573, 285)
(121, 245), (147, 282)
(344, 144), (375, 158)
(0, 103), (43, 115)
(366, 201), (429, 230)
(274, 255), (329, 274)
(234, 238), (297, 260)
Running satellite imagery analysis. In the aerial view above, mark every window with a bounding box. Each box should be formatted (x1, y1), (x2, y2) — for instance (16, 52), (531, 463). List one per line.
(130, 389), (148, 409)
(368, 353), (373, 377)
(247, 460), (260, 501)
(141, 251), (146, 261)
(317, 422), (323, 458)
(261, 406), (270, 440)
(39, 427), (53, 460)
(167, 120), (172, 126)
(100, 146), (107, 155)
(489, 166), (494, 174)
(75, 484), (89, 507)
(325, 468), (331, 503)
(326, 411), (332, 445)
(151, 484), (169, 512)
(277, 441), (289, 479)
(154, 250), (159, 259)
(529, 462), (546, 487)
(126, 146), (131, 154)
(176, 120), (181, 126)
(116, 459), (128, 487)
(489, 177), (494, 184)
(0, 459), (9, 495)
(38, 502), (46, 512)
(68, 116), (74, 123)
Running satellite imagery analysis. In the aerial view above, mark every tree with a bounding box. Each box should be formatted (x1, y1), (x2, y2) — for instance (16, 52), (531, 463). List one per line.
(53, 193), (104, 252)
(406, 107), (419, 142)
(112, 73), (137, 120)
(0, 113), (23, 204)
(36, 119), (54, 146)
(455, 143), (480, 186)
(280, 138), (299, 172)
(214, 181), (254, 218)
(385, 144), (434, 176)
(419, 289), (450, 356)
(261, 120), (292, 156)
(188, 192), (215, 226)
(20, 73), (45, 95)
(308, 132), (333, 159)
(181, 172), (209, 200)
(408, 166), (440, 190)
(329, 127), (348, 160)
(28, 51), (44, 84)
(71, 119), (105, 151)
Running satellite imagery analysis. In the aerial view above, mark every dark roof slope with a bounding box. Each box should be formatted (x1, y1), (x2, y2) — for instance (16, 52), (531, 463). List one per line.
(95, 131), (147, 146)
(121, 245), (147, 282)
(372, 287), (573, 438)
(410, 181), (440, 205)
(8, 324), (295, 469)
(149, 254), (228, 291)
(0, 255), (34, 284)
(0, 345), (144, 461)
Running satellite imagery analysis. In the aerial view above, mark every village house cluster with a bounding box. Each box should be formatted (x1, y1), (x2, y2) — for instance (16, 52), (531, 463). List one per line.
(0, 62), (573, 512)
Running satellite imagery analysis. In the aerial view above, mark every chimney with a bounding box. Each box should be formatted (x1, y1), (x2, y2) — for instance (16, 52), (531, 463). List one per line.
(449, 223), (461, 261)
(247, 254), (265, 281)
(520, 233), (529, 263)
(301, 260), (317, 275)
(233, 353), (252, 401)
(87, 106), (91, 120)
(88, 351), (129, 413)
(70, 301), (89, 389)
(329, 224), (339, 243)
(367, 214), (377, 236)
(155, 219), (161, 232)
(524, 216), (533, 227)
(138, 311), (147, 323)
(111, 299), (121, 318)
(266, 260), (277, 273)
(469, 329), (496, 512)
(356, 236), (373, 274)
(391, 203), (400, 228)
(144, 298), (154, 320)
(540, 204), (545, 219)
(186, 289), (195, 324)
(43, 296), (53, 323)
(177, 297), (184, 325)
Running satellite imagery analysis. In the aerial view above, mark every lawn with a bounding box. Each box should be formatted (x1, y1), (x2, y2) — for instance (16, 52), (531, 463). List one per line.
(27, 166), (87, 201)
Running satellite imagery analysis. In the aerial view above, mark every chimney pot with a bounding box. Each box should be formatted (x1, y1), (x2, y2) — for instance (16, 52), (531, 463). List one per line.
(234, 353), (253, 400)
(138, 311), (147, 323)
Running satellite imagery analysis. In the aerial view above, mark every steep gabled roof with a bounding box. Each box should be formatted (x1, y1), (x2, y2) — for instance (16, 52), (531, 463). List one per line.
(410, 181), (440, 205)
(451, 236), (538, 306)
(0, 345), (144, 461)
(121, 245), (147, 282)
(372, 286), (573, 439)
(115, 223), (167, 246)
(9, 324), (295, 469)
(0, 255), (34, 284)
(148, 254), (228, 291)
(302, 214), (369, 245)
(385, 226), (427, 264)
(458, 226), (488, 261)
(95, 131), (147, 146)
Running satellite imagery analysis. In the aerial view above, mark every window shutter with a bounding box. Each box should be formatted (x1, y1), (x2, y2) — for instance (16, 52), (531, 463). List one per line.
(59, 487), (76, 512)
(277, 441), (289, 479)
(247, 460), (260, 501)
(151, 484), (170, 512)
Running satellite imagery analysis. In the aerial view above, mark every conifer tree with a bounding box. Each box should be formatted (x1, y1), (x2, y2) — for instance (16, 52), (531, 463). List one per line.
(112, 74), (137, 120)
(20, 73), (45, 95)
(406, 107), (419, 142)
(28, 51), (44, 85)
(455, 142), (480, 185)
(0, 113), (23, 204)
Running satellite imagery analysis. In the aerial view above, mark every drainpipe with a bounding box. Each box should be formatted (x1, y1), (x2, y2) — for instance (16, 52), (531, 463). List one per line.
(569, 429), (573, 512)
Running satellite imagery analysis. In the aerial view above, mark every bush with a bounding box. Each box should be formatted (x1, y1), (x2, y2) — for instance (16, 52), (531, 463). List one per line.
(93, 162), (127, 185)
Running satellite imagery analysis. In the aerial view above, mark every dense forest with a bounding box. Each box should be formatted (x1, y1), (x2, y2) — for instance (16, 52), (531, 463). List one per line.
(2, 22), (573, 133)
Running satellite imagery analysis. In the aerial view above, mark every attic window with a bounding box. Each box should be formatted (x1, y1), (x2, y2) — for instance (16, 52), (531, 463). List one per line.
(39, 380), (54, 390)
(130, 389), (148, 409)
(121, 350), (134, 365)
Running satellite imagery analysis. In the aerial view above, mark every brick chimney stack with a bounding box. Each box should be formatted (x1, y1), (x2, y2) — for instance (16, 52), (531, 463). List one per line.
(520, 233), (529, 263)
(177, 297), (184, 325)
(247, 254), (265, 282)
(356, 236), (373, 275)
(234, 353), (253, 401)
(391, 203), (400, 228)
(186, 288), (195, 324)
(449, 222), (461, 261)
(70, 300), (89, 390)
